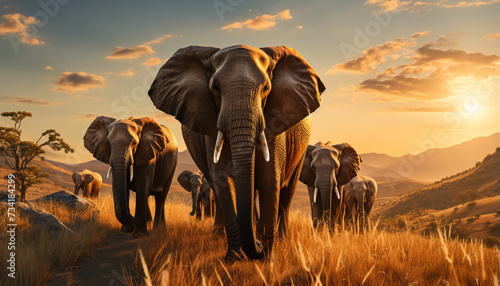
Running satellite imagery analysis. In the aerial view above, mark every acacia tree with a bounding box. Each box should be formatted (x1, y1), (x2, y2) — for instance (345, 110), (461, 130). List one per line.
(0, 111), (74, 200)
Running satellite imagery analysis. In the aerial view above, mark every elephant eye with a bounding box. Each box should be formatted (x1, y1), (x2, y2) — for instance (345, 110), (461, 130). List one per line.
(212, 83), (220, 94)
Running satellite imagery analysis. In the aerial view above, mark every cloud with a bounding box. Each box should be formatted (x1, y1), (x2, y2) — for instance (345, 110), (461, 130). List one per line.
(44, 65), (54, 70)
(0, 13), (45, 45)
(141, 57), (162, 66)
(221, 10), (292, 32)
(142, 34), (174, 45)
(410, 30), (431, 39)
(107, 68), (135, 76)
(485, 32), (500, 39)
(297, 25), (303, 29)
(357, 36), (500, 101)
(106, 45), (155, 59)
(328, 37), (414, 74)
(365, 0), (500, 13)
(52, 72), (106, 93)
(3, 97), (61, 105)
(74, 113), (101, 121)
(386, 105), (456, 112)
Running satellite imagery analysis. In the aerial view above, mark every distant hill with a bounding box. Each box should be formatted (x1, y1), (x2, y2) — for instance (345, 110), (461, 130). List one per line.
(374, 146), (500, 218)
(360, 133), (500, 183)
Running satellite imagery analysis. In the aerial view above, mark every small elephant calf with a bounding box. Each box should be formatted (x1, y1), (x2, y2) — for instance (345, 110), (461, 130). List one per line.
(343, 175), (378, 228)
(72, 169), (102, 199)
(177, 170), (215, 219)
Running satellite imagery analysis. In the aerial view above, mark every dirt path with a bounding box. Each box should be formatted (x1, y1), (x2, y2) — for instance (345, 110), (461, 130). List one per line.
(45, 232), (143, 286)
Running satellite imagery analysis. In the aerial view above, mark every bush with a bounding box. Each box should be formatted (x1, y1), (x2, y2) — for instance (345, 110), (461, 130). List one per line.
(482, 236), (500, 248)
(451, 226), (470, 239)
(467, 201), (477, 209)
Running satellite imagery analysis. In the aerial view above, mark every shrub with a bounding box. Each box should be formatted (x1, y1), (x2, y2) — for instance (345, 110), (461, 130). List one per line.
(467, 201), (477, 209)
(451, 226), (470, 239)
(482, 236), (500, 248)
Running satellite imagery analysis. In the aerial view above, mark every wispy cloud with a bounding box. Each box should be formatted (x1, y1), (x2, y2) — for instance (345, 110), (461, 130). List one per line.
(141, 57), (162, 66)
(328, 37), (414, 74)
(106, 45), (155, 60)
(106, 34), (176, 60)
(44, 65), (54, 70)
(410, 30), (431, 39)
(4, 97), (61, 105)
(142, 34), (174, 45)
(74, 113), (101, 121)
(107, 68), (134, 76)
(0, 13), (45, 45)
(221, 10), (292, 32)
(365, 0), (500, 13)
(485, 32), (500, 39)
(52, 72), (106, 93)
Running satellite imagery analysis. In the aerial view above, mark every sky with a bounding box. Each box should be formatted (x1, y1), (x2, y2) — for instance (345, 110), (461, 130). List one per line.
(0, 0), (499, 164)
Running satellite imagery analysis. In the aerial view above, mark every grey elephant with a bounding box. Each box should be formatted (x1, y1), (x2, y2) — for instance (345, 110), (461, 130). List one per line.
(177, 170), (215, 219)
(148, 45), (325, 261)
(84, 116), (178, 237)
(72, 169), (102, 199)
(344, 175), (378, 228)
(299, 142), (361, 229)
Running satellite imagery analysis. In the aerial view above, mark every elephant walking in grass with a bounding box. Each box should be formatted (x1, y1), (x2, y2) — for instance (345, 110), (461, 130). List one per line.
(148, 45), (325, 261)
(72, 169), (102, 199)
(84, 116), (177, 237)
(344, 175), (378, 229)
(299, 142), (361, 229)
(177, 170), (215, 219)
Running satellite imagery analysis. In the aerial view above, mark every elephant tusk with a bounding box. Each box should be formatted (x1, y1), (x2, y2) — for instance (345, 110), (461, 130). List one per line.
(107, 166), (112, 179)
(130, 165), (134, 182)
(313, 188), (318, 203)
(334, 186), (340, 200)
(213, 130), (224, 163)
(129, 148), (134, 182)
(259, 130), (270, 162)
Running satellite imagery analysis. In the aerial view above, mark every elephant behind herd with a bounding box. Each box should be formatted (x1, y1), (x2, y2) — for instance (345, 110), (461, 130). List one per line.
(77, 44), (377, 263)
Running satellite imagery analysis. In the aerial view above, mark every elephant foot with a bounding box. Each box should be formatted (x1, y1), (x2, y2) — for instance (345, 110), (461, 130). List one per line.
(121, 223), (134, 233)
(224, 248), (247, 265)
(243, 239), (265, 260)
(132, 228), (149, 238)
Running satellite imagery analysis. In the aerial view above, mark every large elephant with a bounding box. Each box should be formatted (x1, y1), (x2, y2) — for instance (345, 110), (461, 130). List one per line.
(299, 142), (361, 229)
(344, 175), (378, 228)
(72, 169), (102, 199)
(84, 116), (178, 237)
(177, 170), (215, 219)
(148, 45), (325, 261)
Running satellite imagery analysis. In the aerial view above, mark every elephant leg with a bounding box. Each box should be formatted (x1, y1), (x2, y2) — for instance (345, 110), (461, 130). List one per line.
(133, 167), (153, 237)
(277, 163), (302, 238)
(196, 199), (203, 220)
(154, 170), (173, 228)
(83, 184), (91, 198)
(255, 171), (279, 258)
(213, 196), (225, 236)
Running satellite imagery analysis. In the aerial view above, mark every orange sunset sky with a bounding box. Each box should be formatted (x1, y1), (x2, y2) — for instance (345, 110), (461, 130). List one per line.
(0, 0), (499, 164)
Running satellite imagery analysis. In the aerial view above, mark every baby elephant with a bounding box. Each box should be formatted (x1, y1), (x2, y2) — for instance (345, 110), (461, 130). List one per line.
(72, 169), (102, 199)
(177, 170), (215, 219)
(344, 175), (378, 228)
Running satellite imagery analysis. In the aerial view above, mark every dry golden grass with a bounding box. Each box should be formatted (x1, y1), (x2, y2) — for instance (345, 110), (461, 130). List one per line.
(2, 195), (499, 285)
(0, 195), (117, 286)
(125, 202), (500, 285)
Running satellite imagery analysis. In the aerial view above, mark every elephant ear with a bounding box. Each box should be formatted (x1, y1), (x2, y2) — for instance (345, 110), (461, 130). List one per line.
(299, 145), (316, 187)
(132, 117), (169, 166)
(84, 173), (95, 184)
(177, 170), (192, 192)
(71, 171), (78, 182)
(148, 46), (221, 138)
(261, 46), (325, 137)
(84, 116), (116, 164)
(333, 143), (361, 186)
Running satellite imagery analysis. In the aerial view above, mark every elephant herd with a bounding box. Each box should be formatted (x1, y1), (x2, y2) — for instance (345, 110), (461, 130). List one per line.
(74, 45), (378, 262)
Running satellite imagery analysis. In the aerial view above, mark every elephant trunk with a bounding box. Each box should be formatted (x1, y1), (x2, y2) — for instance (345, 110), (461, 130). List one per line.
(190, 185), (199, 217)
(222, 94), (264, 259)
(110, 143), (133, 228)
(316, 169), (334, 222)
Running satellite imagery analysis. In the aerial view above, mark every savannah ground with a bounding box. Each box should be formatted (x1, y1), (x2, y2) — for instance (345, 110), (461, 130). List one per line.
(1, 195), (499, 285)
